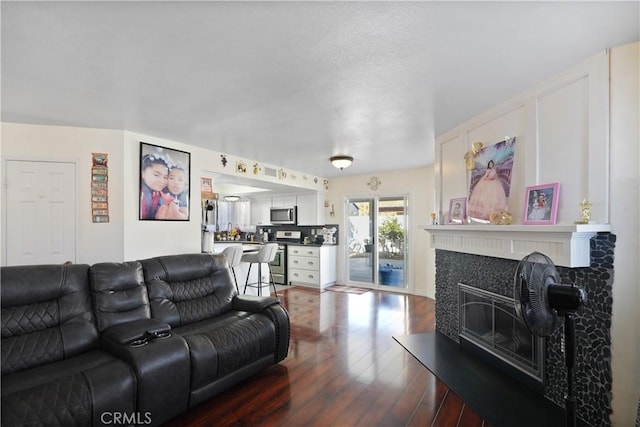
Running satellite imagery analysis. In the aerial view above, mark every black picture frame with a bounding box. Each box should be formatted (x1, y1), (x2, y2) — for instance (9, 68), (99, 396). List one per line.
(139, 141), (191, 221)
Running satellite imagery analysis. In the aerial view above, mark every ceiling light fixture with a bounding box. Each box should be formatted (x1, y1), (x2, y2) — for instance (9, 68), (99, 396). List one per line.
(223, 195), (241, 202)
(330, 155), (353, 170)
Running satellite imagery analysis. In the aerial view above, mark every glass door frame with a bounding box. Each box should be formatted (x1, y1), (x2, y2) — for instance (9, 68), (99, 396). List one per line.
(344, 193), (410, 292)
(346, 198), (376, 285)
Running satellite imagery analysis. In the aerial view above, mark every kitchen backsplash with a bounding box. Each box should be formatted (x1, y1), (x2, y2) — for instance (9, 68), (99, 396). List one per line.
(256, 224), (339, 244)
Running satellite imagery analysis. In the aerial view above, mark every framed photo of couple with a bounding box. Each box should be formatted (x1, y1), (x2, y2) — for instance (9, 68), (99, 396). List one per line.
(447, 197), (467, 224)
(523, 182), (560, 225)
(139, 142), (191, 221)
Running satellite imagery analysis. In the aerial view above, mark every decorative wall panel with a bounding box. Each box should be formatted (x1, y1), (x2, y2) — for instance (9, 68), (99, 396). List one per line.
(434, 51), (609, 225)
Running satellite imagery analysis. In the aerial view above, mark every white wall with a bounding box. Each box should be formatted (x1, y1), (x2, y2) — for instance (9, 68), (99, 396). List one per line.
(1, 124), (3, 264)
(326, 166), (435, 298)
(1, 123), (126, 264)
(435, 50), (609, 224)
(608, 42), (640, 426)
(122, 131), (202, 260)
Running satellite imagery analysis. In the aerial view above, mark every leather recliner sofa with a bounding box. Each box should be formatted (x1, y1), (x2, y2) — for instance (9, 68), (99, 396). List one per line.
(1, 253), (290, 426)
(1, 264), (137, 426)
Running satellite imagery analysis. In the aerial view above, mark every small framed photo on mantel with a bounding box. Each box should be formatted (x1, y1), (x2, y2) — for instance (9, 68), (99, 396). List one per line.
(523, 182), (560, 225)
(447, 197), (467, 224)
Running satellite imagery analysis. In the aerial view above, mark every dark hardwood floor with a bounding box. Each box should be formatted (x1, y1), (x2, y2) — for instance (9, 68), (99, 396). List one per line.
(166, 286), (489, 427)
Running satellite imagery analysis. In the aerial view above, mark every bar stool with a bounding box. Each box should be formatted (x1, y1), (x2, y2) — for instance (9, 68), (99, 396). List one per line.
(222, 245), (244, 293)
(242, 243), (279, 297)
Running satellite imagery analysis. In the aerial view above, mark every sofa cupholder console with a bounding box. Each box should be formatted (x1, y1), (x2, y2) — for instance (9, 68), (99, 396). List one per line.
(1, 253), (290, 427)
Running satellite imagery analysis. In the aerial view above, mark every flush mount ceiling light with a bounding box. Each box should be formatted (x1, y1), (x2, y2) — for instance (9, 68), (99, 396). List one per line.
(223, 195), (241, 202)
(330, 155), (354, 170)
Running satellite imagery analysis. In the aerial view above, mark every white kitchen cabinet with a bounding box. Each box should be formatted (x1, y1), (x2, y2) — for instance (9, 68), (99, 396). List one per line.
(249, 199), (261, 225)
(253, 193), (324, 226)
(287, 245), (336, 289)
(250, 197), (272, 226)
(271, 196), (296, 208)
(296, 193), (325, 226)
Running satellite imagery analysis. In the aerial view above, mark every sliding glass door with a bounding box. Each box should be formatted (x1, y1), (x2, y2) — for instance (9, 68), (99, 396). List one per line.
(347, 199), (374, 283)
(347, 196), (408, 289)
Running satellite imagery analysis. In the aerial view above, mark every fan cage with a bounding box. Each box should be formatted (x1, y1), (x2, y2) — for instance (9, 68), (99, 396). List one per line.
(515, 252), (562, 336)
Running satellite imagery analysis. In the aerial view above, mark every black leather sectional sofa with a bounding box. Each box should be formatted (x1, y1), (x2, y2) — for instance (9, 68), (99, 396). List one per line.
(1, 253), (290, 426)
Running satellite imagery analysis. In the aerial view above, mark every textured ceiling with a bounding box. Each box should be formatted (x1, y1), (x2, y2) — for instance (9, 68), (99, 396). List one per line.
(2, 1), (638, 179)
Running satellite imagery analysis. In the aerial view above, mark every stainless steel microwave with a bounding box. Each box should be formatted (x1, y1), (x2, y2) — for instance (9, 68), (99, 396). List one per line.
(270, 206), (297, 224)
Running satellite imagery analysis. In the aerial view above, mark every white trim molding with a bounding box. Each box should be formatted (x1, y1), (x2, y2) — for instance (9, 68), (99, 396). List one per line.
(422, 224), (611, 267)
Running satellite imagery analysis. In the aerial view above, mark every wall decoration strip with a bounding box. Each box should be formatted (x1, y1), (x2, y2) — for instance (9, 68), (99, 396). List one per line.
(91, 152), (109, 223)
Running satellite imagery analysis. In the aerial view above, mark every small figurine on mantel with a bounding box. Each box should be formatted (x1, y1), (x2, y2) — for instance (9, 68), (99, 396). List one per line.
(575, 199), (593, 224)
(490, 209), (513, 225)
(463, 141), (484, 171)
(430, 212), (438, 225)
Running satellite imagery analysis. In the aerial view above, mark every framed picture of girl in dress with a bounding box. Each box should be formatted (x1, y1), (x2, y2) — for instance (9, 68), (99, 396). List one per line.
(447, 197), (467, 224)
(139, 142), (191, 221)
(523, 182), (560, 225)
(467, 137), (516, 223)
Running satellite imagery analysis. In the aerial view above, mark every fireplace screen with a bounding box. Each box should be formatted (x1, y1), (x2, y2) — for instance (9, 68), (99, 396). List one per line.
(459, 284), (544, 383)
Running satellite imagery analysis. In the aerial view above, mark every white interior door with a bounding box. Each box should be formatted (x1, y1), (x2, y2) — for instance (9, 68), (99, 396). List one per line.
(5, 160), (76, 266)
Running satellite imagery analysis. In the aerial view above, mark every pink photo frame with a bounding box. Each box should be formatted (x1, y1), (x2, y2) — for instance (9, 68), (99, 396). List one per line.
(523, 183), (560, 225)
(448, 197), (467, 224)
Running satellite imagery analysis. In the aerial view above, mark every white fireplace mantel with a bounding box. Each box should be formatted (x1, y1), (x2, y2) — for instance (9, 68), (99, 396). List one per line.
(421, 224), (611, 267)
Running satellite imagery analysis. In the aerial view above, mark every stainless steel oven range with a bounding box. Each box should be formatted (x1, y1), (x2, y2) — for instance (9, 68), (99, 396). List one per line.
(270, 230), (302, 286)
(270, 245), (286, 286)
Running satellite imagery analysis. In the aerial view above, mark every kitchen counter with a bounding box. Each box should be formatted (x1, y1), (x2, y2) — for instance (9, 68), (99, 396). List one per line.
(212, 242), (263, 254)
(214, 240), (263, 244)
(213, 240), (337, 247)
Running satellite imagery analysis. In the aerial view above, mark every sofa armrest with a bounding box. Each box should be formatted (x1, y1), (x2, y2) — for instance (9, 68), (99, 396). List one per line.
(263, 304), (290, 363)
(233, 296), (290, 363)
(101, 319), (190, 425)
(102, 318), (171, 347)
(232, 295), (280, 313)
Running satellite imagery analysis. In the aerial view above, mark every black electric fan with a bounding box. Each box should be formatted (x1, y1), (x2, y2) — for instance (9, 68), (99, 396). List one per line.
(514, 252), (587, 427)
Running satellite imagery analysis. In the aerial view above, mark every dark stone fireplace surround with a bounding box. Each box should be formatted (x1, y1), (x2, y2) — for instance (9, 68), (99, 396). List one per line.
(435, 232), (616, 427)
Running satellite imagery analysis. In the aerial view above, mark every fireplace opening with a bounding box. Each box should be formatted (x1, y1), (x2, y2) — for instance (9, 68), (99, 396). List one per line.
(459, 283), (545, 391)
